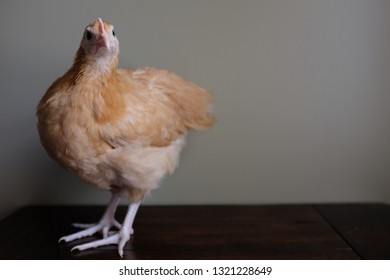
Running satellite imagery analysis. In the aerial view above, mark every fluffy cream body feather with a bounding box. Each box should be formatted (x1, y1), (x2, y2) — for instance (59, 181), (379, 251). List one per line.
(37, 65), (214, 201)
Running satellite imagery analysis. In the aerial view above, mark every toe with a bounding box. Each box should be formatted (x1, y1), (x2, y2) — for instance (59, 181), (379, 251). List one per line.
(72, 223), (96, 229)
(118, 231), (131, 258)
(59, 224), (103, 243)
(71, 234), (120, 252)
(113, 219), (122, 229)
(102, 226), (110, 239)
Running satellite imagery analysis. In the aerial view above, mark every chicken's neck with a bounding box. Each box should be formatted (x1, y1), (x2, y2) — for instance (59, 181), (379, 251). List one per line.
(67, 47), (119, 88)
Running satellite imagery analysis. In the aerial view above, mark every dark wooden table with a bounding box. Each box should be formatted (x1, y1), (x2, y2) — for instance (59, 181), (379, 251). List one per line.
(0, 204), (389, 260)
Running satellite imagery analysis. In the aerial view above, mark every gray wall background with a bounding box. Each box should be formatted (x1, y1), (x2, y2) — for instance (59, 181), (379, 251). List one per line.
(1, 0), (389, 220)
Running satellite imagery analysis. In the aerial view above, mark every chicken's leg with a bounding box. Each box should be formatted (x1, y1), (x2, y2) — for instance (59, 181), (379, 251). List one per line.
(59, 190), (122, 243)
(71, 202), (140, 257)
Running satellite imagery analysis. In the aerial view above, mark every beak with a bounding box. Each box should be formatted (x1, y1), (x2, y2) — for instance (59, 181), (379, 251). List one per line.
(97, 18), (105, 35)
(96, 18), (109, 49)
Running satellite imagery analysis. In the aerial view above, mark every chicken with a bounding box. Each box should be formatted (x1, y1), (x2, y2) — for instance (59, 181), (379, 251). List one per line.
(36, 18), (216, 257)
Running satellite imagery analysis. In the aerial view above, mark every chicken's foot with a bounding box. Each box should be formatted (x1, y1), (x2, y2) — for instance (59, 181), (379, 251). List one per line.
(71, 201), (140, 257)
(59, 191), (121, 243)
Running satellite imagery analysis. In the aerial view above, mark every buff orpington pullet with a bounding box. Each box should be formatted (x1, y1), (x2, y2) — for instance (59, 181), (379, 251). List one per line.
(36, 18), (216, 257)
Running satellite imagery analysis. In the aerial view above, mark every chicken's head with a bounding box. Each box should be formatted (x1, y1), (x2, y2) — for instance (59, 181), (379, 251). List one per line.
(81, 18), (119, 63)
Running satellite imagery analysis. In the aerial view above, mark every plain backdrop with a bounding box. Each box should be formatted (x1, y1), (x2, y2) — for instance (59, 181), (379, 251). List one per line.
(0, 0), (389, 220)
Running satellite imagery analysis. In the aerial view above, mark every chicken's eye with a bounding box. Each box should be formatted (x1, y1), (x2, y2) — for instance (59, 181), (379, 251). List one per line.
(85, 31), (93, 41)
(112, 30), (116, 37)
